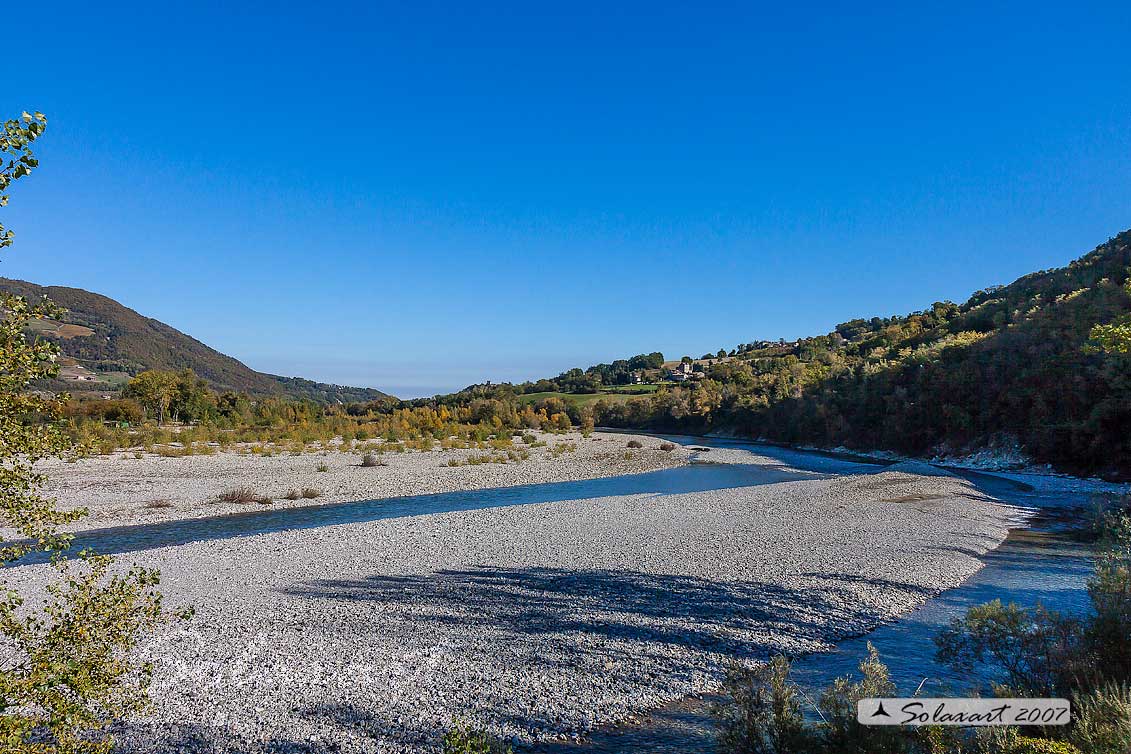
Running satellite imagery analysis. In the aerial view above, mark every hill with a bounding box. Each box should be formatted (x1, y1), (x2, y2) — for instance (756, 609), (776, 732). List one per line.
(448, 230), (1131, 477)
(0, 279), (390, 404)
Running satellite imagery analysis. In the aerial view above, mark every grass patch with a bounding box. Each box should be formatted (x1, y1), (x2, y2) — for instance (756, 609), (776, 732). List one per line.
(216, 486), (271, 505)
(551, 442), (577, 457)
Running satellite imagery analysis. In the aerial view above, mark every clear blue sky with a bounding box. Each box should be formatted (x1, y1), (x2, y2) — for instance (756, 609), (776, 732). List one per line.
(4, 2), (1130, 397)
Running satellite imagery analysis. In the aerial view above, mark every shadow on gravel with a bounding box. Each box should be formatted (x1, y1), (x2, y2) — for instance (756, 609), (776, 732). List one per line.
(114, 722), (349, 753)
(287, 565), (923, 664)
(272, 566), (935, 749)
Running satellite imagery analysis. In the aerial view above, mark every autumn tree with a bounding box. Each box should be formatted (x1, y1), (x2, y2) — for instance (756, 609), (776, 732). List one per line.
(123, 369), (179, 424)
(0, 111), (171, 753)
(1089, 285), (1131, 353)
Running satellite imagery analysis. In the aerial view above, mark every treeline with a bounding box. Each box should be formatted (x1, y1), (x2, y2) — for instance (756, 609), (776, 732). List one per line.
(486, 352), (665, 395)
(65, 368), (581, 455)
(427, 231), (1131, 478)
(68, 231), (1131, 475)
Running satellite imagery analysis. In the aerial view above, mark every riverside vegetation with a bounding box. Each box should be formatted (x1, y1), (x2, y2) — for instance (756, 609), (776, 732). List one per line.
(62, 368), (581, 459)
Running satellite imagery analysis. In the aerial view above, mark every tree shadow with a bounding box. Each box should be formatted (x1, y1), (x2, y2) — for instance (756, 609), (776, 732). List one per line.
(284, 565), (888, 658)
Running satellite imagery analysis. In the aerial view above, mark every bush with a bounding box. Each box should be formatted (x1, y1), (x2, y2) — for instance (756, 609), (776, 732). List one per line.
(441, 723), (512, 754)
(316, 462), (330, 472)
(283, 489), (301, 500)
(1086, 514), (1131, 683)
(216, 486), (270, 504)
(817, 643), (910, 754)
(521, 433), (537, 445)
(142, 499), (173, 509)
(300, 487), (321, 499)
(713, 645), (967, 754)
(980, 729), (1083, 754)
(551, 442), (577, 457)
(935, 600), (1081, 696)
(659, 442), (676, 451)
(361, 453), (383, 467)
(713, 656), (816, 754)
(1067, 683), (1131, 754)
(626, 439), (643, 448)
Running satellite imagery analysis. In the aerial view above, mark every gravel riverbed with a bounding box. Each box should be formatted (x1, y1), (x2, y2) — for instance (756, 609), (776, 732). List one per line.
(33, 431), (690, 532)
(11, 444), (1019, 753)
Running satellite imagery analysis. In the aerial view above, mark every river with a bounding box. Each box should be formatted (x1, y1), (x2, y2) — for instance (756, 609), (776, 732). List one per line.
(46, 435), (1107, 752)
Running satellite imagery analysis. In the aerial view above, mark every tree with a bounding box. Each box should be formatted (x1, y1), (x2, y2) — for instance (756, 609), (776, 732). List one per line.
(1089, 310), (1131, 354)
(169, 369), (216, 423)
(0, 111), (171, 753)
(123, 369), (179, 424)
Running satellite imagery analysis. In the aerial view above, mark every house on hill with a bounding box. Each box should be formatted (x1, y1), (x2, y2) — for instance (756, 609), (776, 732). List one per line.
(668, 361), (695, 382)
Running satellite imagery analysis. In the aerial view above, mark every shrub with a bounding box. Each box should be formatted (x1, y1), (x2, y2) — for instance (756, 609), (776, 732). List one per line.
(216, 486), (270, 505)
(935, 600), (1081, 696)
(300, 487), (321, 499)
(817, 643), (912, 754)
(551, 442), (577, 457)
(283, 489), (301, 500)
(361, 453), (383, 467)
(441, 724), (512, 754)
(1067, 683), (1131, 754)
(316, 462), (330, 472)
(712, 656), (816, 754)
(521, 433), (537, 445)
(1086, 513), (1131, 683)
(142, 499), (173, 509)
(981, 729), (1083, 754)
(626, 439), (643, 448)
(659, 442), (676, 451)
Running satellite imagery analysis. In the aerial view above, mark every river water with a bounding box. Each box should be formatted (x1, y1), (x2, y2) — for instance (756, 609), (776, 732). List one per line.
(48, 436), (1106, 752)
(529, 436), (1102, 753)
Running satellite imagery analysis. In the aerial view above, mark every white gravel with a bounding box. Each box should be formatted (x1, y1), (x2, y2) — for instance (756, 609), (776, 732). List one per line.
(32, 431), (690, 532)
(10, 443), (1019, 753)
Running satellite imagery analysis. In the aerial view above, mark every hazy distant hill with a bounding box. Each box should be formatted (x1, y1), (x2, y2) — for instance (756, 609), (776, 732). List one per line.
(0, 278), (390, 403)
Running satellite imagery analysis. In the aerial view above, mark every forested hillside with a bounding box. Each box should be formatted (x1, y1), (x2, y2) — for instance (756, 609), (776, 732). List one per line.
(1, 278), (389, 403)
(443, 231), (1131, 477)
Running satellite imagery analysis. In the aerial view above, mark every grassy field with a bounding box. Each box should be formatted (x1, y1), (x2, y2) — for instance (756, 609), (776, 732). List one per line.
(599, 384), (662, 394)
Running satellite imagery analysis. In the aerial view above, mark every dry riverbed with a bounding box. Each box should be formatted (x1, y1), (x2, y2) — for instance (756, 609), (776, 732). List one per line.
(34, 430), (690, 531)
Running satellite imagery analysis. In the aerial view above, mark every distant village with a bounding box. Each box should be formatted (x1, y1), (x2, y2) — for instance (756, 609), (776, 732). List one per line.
(632, 339), (797, 385)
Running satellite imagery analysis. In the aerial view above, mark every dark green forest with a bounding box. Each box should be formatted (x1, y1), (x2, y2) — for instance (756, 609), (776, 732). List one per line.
(440, 231), (1131, 478)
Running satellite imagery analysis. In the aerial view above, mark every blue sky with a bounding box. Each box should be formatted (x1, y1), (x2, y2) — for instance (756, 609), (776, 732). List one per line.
(4, 2), (1130, 397)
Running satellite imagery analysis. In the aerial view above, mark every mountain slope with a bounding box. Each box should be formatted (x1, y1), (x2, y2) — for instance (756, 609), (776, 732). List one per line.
(502, 229), (1131, 477)
(0, 278), (390, 403)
